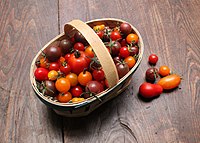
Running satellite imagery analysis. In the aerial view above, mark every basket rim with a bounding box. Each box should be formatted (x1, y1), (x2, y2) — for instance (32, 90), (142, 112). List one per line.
(30, 18), (144, 108)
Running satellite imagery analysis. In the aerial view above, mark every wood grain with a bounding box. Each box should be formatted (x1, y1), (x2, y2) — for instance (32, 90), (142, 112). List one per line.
(0, 0), (63, 143)
(0, 0), (200, 142)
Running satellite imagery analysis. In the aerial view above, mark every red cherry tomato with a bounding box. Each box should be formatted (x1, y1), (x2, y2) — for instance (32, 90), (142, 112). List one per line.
(49, 62), (60, 71)
(71, 86), (83, 97)
(74, 42), (85, 51)
(64, 53), (71, 61)
(34, 67), (49, 81)
(110, 31), (122, 41)
(148, 54), (158, 65)
(60, 64), (71, 75)
(92, 69), (105, 81)
(139, 82), (163, 98)
(68, 51), (90, 75)
(120, 46), (130, 58)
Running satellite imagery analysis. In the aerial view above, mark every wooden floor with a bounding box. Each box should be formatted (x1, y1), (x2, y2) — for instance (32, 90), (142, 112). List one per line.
(0, 0), (200, 142)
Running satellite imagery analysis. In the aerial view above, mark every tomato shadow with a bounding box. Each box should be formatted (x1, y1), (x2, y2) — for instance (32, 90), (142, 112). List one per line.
(137, 92), (160, 102)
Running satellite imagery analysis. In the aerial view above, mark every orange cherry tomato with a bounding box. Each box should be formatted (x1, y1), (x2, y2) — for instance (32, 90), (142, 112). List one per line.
(126, 33), (139, 44)
(57, 92), (72, 103)
(85, 46), (94, 58)
(66, 73), (78, 86)
(159, 65), (170, 76)
(124, 56), (136, 68)
(39, 57), (48, 68)
(157, 74), (181, 90)
(78, 71), (92, 86)
(48, 70), (58, 80)
(55, 77), (70, 93)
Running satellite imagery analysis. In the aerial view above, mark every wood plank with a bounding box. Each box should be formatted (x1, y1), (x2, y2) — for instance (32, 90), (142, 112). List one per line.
(0, 0), (63, 142)
(59, 0), (200, 143)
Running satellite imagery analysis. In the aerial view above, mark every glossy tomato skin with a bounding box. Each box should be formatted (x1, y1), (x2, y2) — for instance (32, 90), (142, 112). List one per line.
(110, 31), (122, 41)
(157, 74), (181, 90)
(34, 67), (49, 81)
(159, 65), (170, 77)
(74, 31), (87, 44)
(43, 80), (58, 97)
(85, 81), (104, 96)
(68, 51), (90, 75)
(139, 82), (163, 98)
(57, 92), (72, 103)
(116, 62), (129, 78)
(55, 77), (71, 93)
(145, 68), (158, 83)
(71, 86), (83, 97)
(148, 54), (158, 65)
(45, 46), (62, 62)
(92, 69), (105, 81)
(107, 41), (121, 57)
(60, 64), (71, 75)
(120, 23), (132, 35)
(49, 62), (60, 71)
(74, 42), (85, 51)
(59, 39), (73, 55)
(78, 71), (92, 86)
(120, 46), (130, 58)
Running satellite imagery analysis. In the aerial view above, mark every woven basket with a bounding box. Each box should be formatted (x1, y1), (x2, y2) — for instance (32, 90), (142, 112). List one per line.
(30, 18), (144, 117)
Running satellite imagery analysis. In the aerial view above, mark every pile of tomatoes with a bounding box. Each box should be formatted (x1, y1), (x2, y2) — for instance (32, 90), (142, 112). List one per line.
(34, 22), (140, 103)
(139, 54), (181, 99)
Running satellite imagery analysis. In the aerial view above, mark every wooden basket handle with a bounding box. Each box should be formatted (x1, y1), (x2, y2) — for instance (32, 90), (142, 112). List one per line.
(64, 20), (119, 87)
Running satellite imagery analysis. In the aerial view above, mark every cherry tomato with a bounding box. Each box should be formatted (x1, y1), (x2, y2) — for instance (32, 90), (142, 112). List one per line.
(129, 46), (139, 56)
(157, 74), (181, 90)
(71, 97), (85, 103)
(49, 62), (60, 71)
(74, 42), (85, 51)
(120, 22), (132, 35)
(64, 53), (71, 61)
(85, 81), (104, 95)
(92, 69), (105, 81)
(120, 39), (127, 47)
(74, 31), (87, 44)
(60, 64), (71, 75)
(139, 82), (163, 98)
(148, 54), (158, 65)
(159, 65), (170, 77)
(39, 57), (48, 68)
(126, 33), (139, 44)
(34, 67), (49, 81)
(145, 68), (159, 83)
(43, 80), (58, 97)
(116, 62), (129, 78)
(71, 86), (83, 97)
(120, 46), (130, 58)
(48, 70), (58, 80)
(96, 30), (104, 39)
(78, 71), (92, 86)
(57, 92), (72, 103)
(66, 73), (78, 86)
(45, 46), (62, 62)
(55, 77), (70, 93)
(68, 50), (90, 75)
(124, 56), (136, 68)
(85, 46), (94, 58)
(59, 39), (73, 55)
(113, 56), (122, 64)
(93, 24), (105, 31)
(107, 41), (121, 57)
(110, 31), (122, 41)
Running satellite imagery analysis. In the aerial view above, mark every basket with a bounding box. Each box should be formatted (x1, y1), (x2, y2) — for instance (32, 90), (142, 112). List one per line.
(30, 18), (144, 117)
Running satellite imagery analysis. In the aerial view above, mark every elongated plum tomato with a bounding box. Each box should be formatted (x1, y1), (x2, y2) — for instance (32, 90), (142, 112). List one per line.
(157, 74), (181, 90)
(34, 67), (49, 81)
(139, 82), (163, 98)
(68, 50), (90, 75)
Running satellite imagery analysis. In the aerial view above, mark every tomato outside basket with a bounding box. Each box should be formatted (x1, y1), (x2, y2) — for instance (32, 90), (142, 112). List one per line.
(30, 18), (144, 117)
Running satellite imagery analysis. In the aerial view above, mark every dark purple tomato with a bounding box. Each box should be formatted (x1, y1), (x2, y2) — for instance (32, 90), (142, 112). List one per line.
(59, 39), (73, 55)
(116, 62), (129, 78)
(103, 26), (112, 42)
(145, 67), (158, 83)
(113, 56), (122, 64)
(43, 80), (58, 97)
(74, 31), (87, 44)
(85, 81), (104, 98)
(45, 46), (62, 62)
(120, 23), (132, 35)
(129, 46), (139, 56)
(108, 41), (121, 57)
